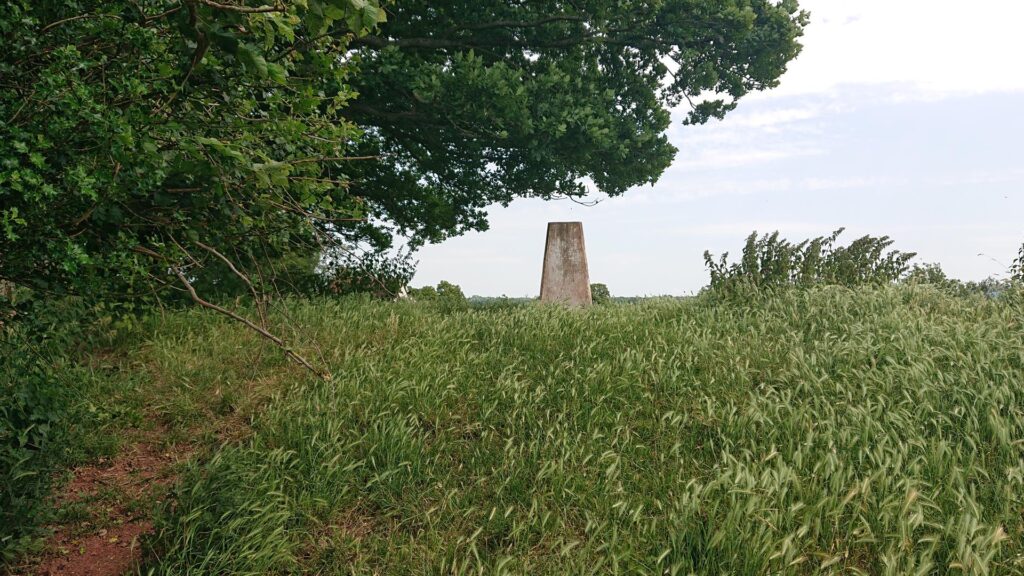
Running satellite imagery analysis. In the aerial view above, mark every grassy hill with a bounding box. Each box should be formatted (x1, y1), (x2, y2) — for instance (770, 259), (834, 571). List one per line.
(5, 287), (1024, 574)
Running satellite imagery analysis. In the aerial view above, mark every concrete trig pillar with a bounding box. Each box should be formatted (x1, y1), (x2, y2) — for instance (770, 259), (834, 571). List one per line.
(540, 222), (592, 306)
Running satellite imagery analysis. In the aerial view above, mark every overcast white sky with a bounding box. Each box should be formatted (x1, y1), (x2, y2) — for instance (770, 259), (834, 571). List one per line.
(413, 0), (1024, 296)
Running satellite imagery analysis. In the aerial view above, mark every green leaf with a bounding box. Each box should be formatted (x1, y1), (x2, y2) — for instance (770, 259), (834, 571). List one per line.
(208, 27), (240, 55)
(236, 44), (268, 79)
(196, 137), (246, 163)
(267, 62), (288, 85)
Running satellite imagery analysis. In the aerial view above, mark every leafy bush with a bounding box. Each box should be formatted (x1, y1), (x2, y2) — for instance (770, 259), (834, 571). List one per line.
(1013, 242), (1024, 282)
(905, 263), (1016, 299)
(408, 281), (468, 312)
(324, 248), (416, 300)
(0, 1), (388, 306)
(435, 281), (469, 312)
(704, 228), (916, 293)
(0, 341), (71, 563)
(407, 285), (438, 300)
(590, 283), (611, 305)
(0, 298), (143, 566)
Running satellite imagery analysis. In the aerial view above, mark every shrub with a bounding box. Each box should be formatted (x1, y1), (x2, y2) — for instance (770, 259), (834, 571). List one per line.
(704, 228), (916, 293)
(408, 281), (468, 312)
(435, 281), (468, 312)
(590, 283), (611, 304)
(905, 263), (1016, 299)
(324, 248), (416, 300)
(0, 298), (143, 566)
(1013, 242), (1024, 282)
(0, 343), (71, 563)
(407, 286), (438, 300)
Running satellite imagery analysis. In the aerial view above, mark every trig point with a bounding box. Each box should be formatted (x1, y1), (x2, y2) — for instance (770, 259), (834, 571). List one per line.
(540, 222), (592, 306)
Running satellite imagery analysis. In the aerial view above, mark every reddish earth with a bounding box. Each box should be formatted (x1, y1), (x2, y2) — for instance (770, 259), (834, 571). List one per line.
(34, 522), (152, 576)
(28, 431), (191, 576)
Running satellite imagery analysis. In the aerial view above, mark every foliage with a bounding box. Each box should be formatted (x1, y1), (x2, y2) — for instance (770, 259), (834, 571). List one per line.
(98, 288), (1024, 574)
(1, 0), (807, 309)
(344, 1), (808, 244)
(434, 281), (468, 311)
(323, 247), (416, 299)
(905, 263), (1015, 299)
(0, 0), (387, 304)
(590, 283), (611, 305)
(704, 228), (917, 293)
(0, 339), (71, 562)
(409, 280), (468, 311)
(1, 302), (141, 565)
(904, 262), (950, 286)
(1013, 241), (1024, 282)
(406, 285), (437, 300)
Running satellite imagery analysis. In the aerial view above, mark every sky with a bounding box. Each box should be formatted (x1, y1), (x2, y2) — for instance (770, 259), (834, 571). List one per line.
(412, 0), (1024, 296)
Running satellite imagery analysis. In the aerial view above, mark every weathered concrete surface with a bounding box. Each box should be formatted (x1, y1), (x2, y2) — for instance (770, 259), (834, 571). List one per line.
(540, 222), (592, 306)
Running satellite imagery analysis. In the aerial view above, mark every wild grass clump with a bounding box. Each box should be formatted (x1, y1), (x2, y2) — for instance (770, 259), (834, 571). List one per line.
(147, 448), (298, 575)
(135, 288), (1024, 574)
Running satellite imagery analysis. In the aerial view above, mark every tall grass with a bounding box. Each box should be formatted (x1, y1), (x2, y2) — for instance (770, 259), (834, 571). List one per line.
(133, 286), (1024, 574)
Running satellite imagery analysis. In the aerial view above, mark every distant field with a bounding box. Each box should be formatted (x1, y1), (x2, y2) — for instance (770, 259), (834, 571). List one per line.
(24, 288), (1024, 574)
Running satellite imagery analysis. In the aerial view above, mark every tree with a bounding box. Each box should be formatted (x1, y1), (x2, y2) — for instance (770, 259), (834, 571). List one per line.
(590, 283), (611, 304)
(343, 0), (809, 244)
(1, 0), (387, 302)
(1, 0), (808, 303)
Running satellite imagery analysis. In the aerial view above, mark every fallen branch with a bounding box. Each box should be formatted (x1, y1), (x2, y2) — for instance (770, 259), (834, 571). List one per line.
(172, 265), (329, 380)
(194, 240), (267, 329)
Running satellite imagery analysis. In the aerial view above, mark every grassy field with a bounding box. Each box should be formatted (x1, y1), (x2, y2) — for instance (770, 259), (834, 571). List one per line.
(12, 286), (1024, 574)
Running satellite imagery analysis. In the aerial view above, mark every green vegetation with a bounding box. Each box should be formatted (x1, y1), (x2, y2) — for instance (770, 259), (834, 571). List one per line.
(590, 283), (612, 305)
(408, 281), (470, 312)
(1, 0), (807, 305)
(1, 0), (389, 303)
(6, 286), (1024, 573)
(1, 303), (144, 562)
(704, 229), (917, 292)
(2, 2), (1019, 572)
(1013, 242), (1024, 282)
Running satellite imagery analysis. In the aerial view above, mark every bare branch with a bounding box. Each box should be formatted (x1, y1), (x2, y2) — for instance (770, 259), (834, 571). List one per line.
(195, 240), (268, 330)
(287, 155), (381, 165)
(457, 15), (585, 31)
(40, 13), (120, 34)
(174, 268), (329, 380)
(194, 0), (286, 14)
(133, 244), (326, 379)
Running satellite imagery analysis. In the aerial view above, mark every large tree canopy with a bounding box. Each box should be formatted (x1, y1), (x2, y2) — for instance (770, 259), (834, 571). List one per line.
(345, 0), (808, 243)
(1, 0), (388, 299)
(0, 0), (806, 301)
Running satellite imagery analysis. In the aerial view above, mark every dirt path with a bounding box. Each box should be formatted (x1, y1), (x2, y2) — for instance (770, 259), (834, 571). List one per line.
(30, 430), (192, 576)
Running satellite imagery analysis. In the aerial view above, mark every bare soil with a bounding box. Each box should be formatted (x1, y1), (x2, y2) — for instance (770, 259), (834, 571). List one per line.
(29, 430), (191, 576)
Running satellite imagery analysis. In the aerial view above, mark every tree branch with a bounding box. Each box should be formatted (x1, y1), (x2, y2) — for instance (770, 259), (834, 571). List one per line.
(194, 240), (268, 330)
(133, 245), (327, 380)
(40, 13), (120, 34)
(456, 15), (585, 31)
(287, 155), (380, 165)
(194, 0), (286, 14)
(174, 267), (329, 380)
